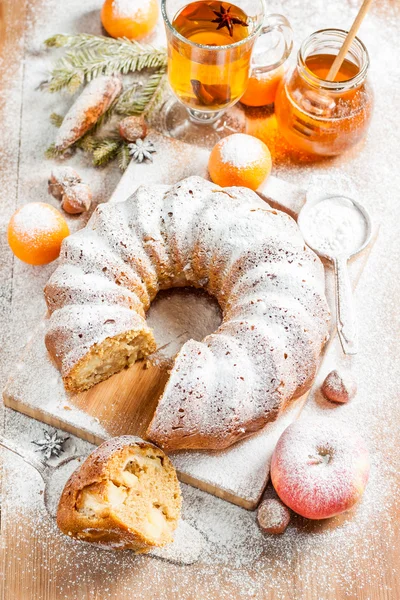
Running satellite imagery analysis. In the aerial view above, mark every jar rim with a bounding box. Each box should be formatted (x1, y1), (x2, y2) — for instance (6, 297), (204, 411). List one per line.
(298, 28), (369, 90)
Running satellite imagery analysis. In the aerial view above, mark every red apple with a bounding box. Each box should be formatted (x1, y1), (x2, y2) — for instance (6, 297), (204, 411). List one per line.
(271, 417), (370, 520)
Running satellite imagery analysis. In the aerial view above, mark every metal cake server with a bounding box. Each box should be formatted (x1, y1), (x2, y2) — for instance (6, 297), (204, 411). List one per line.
(0, 434), (204, 565)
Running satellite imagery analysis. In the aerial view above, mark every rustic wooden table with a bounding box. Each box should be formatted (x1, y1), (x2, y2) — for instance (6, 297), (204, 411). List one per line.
(1, 1), (399, 599)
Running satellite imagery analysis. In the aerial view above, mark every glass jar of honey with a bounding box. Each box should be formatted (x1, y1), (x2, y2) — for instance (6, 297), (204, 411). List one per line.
(274, 29), (373, 157)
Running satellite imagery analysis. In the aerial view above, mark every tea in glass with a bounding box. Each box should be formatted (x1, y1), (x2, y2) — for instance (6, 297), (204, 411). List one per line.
(161, 0), (292, 144)
(168, 1), (254, 113)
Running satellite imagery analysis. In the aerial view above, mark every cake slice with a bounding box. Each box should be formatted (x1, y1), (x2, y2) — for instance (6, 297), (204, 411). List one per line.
(57, 436), (181, 552)
(45, 304), (156, 393)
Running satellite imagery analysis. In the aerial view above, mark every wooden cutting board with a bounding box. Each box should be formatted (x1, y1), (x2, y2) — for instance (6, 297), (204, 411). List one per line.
(2, 132), (376, 509)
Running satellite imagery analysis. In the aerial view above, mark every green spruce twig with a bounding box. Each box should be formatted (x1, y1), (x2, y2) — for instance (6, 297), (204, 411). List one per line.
(43, 34), (167, 93)
(44, 34), (169, 169)
(143, 73), (169, 122)
(115, 72), (166, 116)
(49, 112), (64, 127)
(117, 143), (131, 172)
(75, 133), (99, 153)
(92, 138), (123, 167)
(113, 82), (141, 115)
(45, 143), (63, 159)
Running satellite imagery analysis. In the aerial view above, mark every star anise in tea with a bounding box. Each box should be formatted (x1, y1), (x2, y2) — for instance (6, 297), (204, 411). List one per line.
(211, 4), (248, 37)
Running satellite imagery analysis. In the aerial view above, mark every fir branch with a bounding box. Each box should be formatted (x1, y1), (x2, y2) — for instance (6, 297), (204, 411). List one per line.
(45, 143), (62, 159)
(115, 72), (165, 116)
(117, 143), (131, 172)
(89, 102), (117, 134)
(92, 138), (122, 167)
(144, 73), (169, 121)
(46, 62), (84, 94)
(43, 34), (167, 93)
(114, 82), (142, 115)
(43, 34), (167, 168)
(44, 34), (72, 48)
(75, 133), (99, 153)
(49, 112), (64, 127)
(45, 33), (166, 59)
(44, 33), (131, 50)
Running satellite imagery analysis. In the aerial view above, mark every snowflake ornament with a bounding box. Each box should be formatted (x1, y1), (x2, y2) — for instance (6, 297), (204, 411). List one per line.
(128, 137), (156, 163)
(32, 430), (69, 460)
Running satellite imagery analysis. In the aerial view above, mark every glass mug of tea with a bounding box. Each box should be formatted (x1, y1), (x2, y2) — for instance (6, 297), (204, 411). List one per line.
(161, 0), (292, 143)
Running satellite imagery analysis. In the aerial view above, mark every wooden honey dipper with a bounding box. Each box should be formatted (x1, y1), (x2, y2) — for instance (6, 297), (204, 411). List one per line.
(326, 0), (373, 81)
(292, 0), (373, 139)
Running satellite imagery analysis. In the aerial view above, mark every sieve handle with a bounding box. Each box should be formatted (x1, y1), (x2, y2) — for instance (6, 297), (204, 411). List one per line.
(334, 256), (358, 355)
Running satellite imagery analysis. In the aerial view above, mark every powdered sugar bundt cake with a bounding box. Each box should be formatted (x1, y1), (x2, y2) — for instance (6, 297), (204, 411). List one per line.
(44, 176), (330, 451)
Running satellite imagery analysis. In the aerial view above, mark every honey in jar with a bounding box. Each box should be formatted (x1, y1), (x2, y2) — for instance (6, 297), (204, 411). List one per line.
(274, 29), (373, 157)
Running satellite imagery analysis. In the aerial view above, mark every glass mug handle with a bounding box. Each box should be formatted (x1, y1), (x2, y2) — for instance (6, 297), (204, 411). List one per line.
(252, 14), (293, 73)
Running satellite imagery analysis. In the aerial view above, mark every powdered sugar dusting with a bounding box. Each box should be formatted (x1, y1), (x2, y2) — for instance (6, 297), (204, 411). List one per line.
(300, 196), (368, 257)
(111, 0), (153, 20)
(45, 303), (152, 376)
(321, 368), (357, 402)
(45, 457), (84, 517)
(271, 417), (369, 516)
(1, 0), (400, 596)
(146, 288), (222, 366)
(44, 175), (329, 450)
(219, 133), (268, 168)
(257, 497), (290, 530)
(11, 202), (65, 242)
(55, 76), (122, 151)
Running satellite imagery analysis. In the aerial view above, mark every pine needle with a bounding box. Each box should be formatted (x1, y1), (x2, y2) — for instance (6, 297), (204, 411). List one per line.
(43, 34), (167, 93)
(92, 138), (122, 167)
(113, 82), (141, 115)
(117, 143), (131, 171)
(143, 73), (169, 120)
(49, 112), (64, 127)
(115, 72), (165, 116)
(44, 34), (71, 48)
(45, 143), (65, 159)
(76, 133), (99, 153)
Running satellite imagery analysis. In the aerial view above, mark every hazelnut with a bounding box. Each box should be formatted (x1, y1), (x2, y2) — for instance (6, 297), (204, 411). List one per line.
(48, 167), (81, 200)
(119, 116), (148, 142)
(257, 498), (291, 535)
(61, 183), (92, 214)
(321, 369), (357, 404)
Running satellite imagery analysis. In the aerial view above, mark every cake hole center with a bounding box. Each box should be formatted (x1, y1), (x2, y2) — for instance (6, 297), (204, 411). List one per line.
(146, 288), (222, 365)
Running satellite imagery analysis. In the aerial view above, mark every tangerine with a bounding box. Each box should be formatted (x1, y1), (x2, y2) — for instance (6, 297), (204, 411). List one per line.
(208, 133), (272, 191)
(8, 202), (70, 265)
(101, 0), (159, 40)
(240, 66), (285, 107)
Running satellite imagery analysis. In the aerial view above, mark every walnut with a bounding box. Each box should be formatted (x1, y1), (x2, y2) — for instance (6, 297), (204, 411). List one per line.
(257, 498), (291, 535)
(119, 116), (148, 142)
(321, 369), (357, 404)
(61, 183), (92, 215)
(48, 167), (81, 201)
